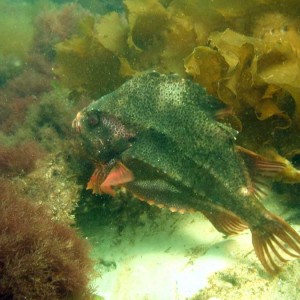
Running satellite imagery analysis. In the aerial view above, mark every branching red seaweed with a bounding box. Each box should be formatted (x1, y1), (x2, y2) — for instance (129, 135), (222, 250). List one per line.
(0, 178), (94, 299)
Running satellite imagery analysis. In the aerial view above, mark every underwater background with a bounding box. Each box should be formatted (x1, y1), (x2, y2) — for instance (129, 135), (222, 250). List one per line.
(1, 0), (300, 299)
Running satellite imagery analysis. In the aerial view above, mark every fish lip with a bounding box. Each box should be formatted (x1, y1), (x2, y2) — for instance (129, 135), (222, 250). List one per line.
(72, 112), (83, 133)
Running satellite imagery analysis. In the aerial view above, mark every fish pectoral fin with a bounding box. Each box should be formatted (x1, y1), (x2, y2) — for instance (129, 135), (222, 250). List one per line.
(201, 207), (248, 236)
(100, 162), (134, 196)
(251, 212), (300, 274)
(87, 161), (134, 196)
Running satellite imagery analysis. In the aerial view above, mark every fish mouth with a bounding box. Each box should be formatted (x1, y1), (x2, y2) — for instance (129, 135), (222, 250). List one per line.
(72, 112), (83, 133)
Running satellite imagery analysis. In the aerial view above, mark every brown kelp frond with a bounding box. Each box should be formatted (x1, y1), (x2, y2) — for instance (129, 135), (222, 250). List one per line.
(251, 213), (300, 274)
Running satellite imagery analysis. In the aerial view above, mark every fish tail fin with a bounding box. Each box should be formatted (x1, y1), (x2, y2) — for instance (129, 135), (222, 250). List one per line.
(251, 212), (300, 274)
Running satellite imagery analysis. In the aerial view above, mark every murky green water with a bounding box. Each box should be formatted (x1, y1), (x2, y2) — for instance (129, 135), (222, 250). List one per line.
(1, 1), (300, 299)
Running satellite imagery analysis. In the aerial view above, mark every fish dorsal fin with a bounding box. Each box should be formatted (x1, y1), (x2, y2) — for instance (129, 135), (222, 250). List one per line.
(236, 146), (286, 175)
(235, 146), (286, 199)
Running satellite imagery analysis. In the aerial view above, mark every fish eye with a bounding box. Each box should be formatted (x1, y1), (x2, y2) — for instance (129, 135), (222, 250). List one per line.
(87, 112), (99, 127)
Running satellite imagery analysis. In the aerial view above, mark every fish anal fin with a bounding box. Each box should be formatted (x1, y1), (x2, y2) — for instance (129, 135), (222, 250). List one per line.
(202, 208), (248, 235)
(251, 212), (300, 274)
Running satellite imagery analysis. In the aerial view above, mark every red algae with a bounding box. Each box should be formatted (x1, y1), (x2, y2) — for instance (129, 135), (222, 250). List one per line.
(33, 3), (90, 59)
(0, 178), (94, 299)
(0, 141), (45, 176)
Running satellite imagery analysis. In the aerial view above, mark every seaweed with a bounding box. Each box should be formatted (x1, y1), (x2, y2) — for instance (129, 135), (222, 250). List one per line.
(54, 16), (129, 98)
(0, 141), (45, 177)
(0, 55), (53, 135)
(33, 3), (90, 60)
(0, 54), (23, 87)
(182, 14), (300, 182)
(125, 0), (168, 52)
(184, 46), (229, 95)
(52, 0), (300, 186)
(0, 178), (94, 299)
(2, 1), (300, 296)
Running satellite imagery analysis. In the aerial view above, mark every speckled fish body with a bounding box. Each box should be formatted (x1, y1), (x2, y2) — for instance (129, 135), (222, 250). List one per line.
(82, 72), (244, 208)
(74, 72), (300, 274)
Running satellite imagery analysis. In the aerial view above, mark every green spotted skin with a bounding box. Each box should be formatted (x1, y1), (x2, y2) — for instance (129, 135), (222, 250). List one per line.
(78, 72), (267, 227)
(76, 72), (300, 275)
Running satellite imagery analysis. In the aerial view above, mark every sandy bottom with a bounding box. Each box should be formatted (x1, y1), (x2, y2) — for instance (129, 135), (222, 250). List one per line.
(83, 193), (300, 300)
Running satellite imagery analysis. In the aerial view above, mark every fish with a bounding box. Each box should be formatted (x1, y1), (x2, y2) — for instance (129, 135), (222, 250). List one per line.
(72, 71), (300, 274)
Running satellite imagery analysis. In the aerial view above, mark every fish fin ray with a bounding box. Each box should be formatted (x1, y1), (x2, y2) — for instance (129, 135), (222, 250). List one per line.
(87, 163), (110, 194)
(236, 146), (285, 200)
(100, 162), (134, 196)
(236, 146), (285, 176)
(202, 208), (248, 235)
(251, 212), (300, 274)
(87, 161), (134, 196)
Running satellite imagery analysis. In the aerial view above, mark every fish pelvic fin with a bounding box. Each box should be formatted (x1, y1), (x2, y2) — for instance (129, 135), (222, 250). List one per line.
(251, 212), (300, 274)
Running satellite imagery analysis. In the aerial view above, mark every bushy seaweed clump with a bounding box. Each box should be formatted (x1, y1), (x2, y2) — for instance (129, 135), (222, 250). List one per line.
(0, 4), (102, 298)
(0, 2), (91, 136)
(0, 2), (95, 225)
(0, 179), (94, 299)
(0, 141), (45, 177)
(33, 3), (91, 60)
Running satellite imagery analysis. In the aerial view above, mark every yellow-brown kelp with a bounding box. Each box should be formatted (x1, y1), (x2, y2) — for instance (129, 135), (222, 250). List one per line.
(54, 0), (300, 183)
